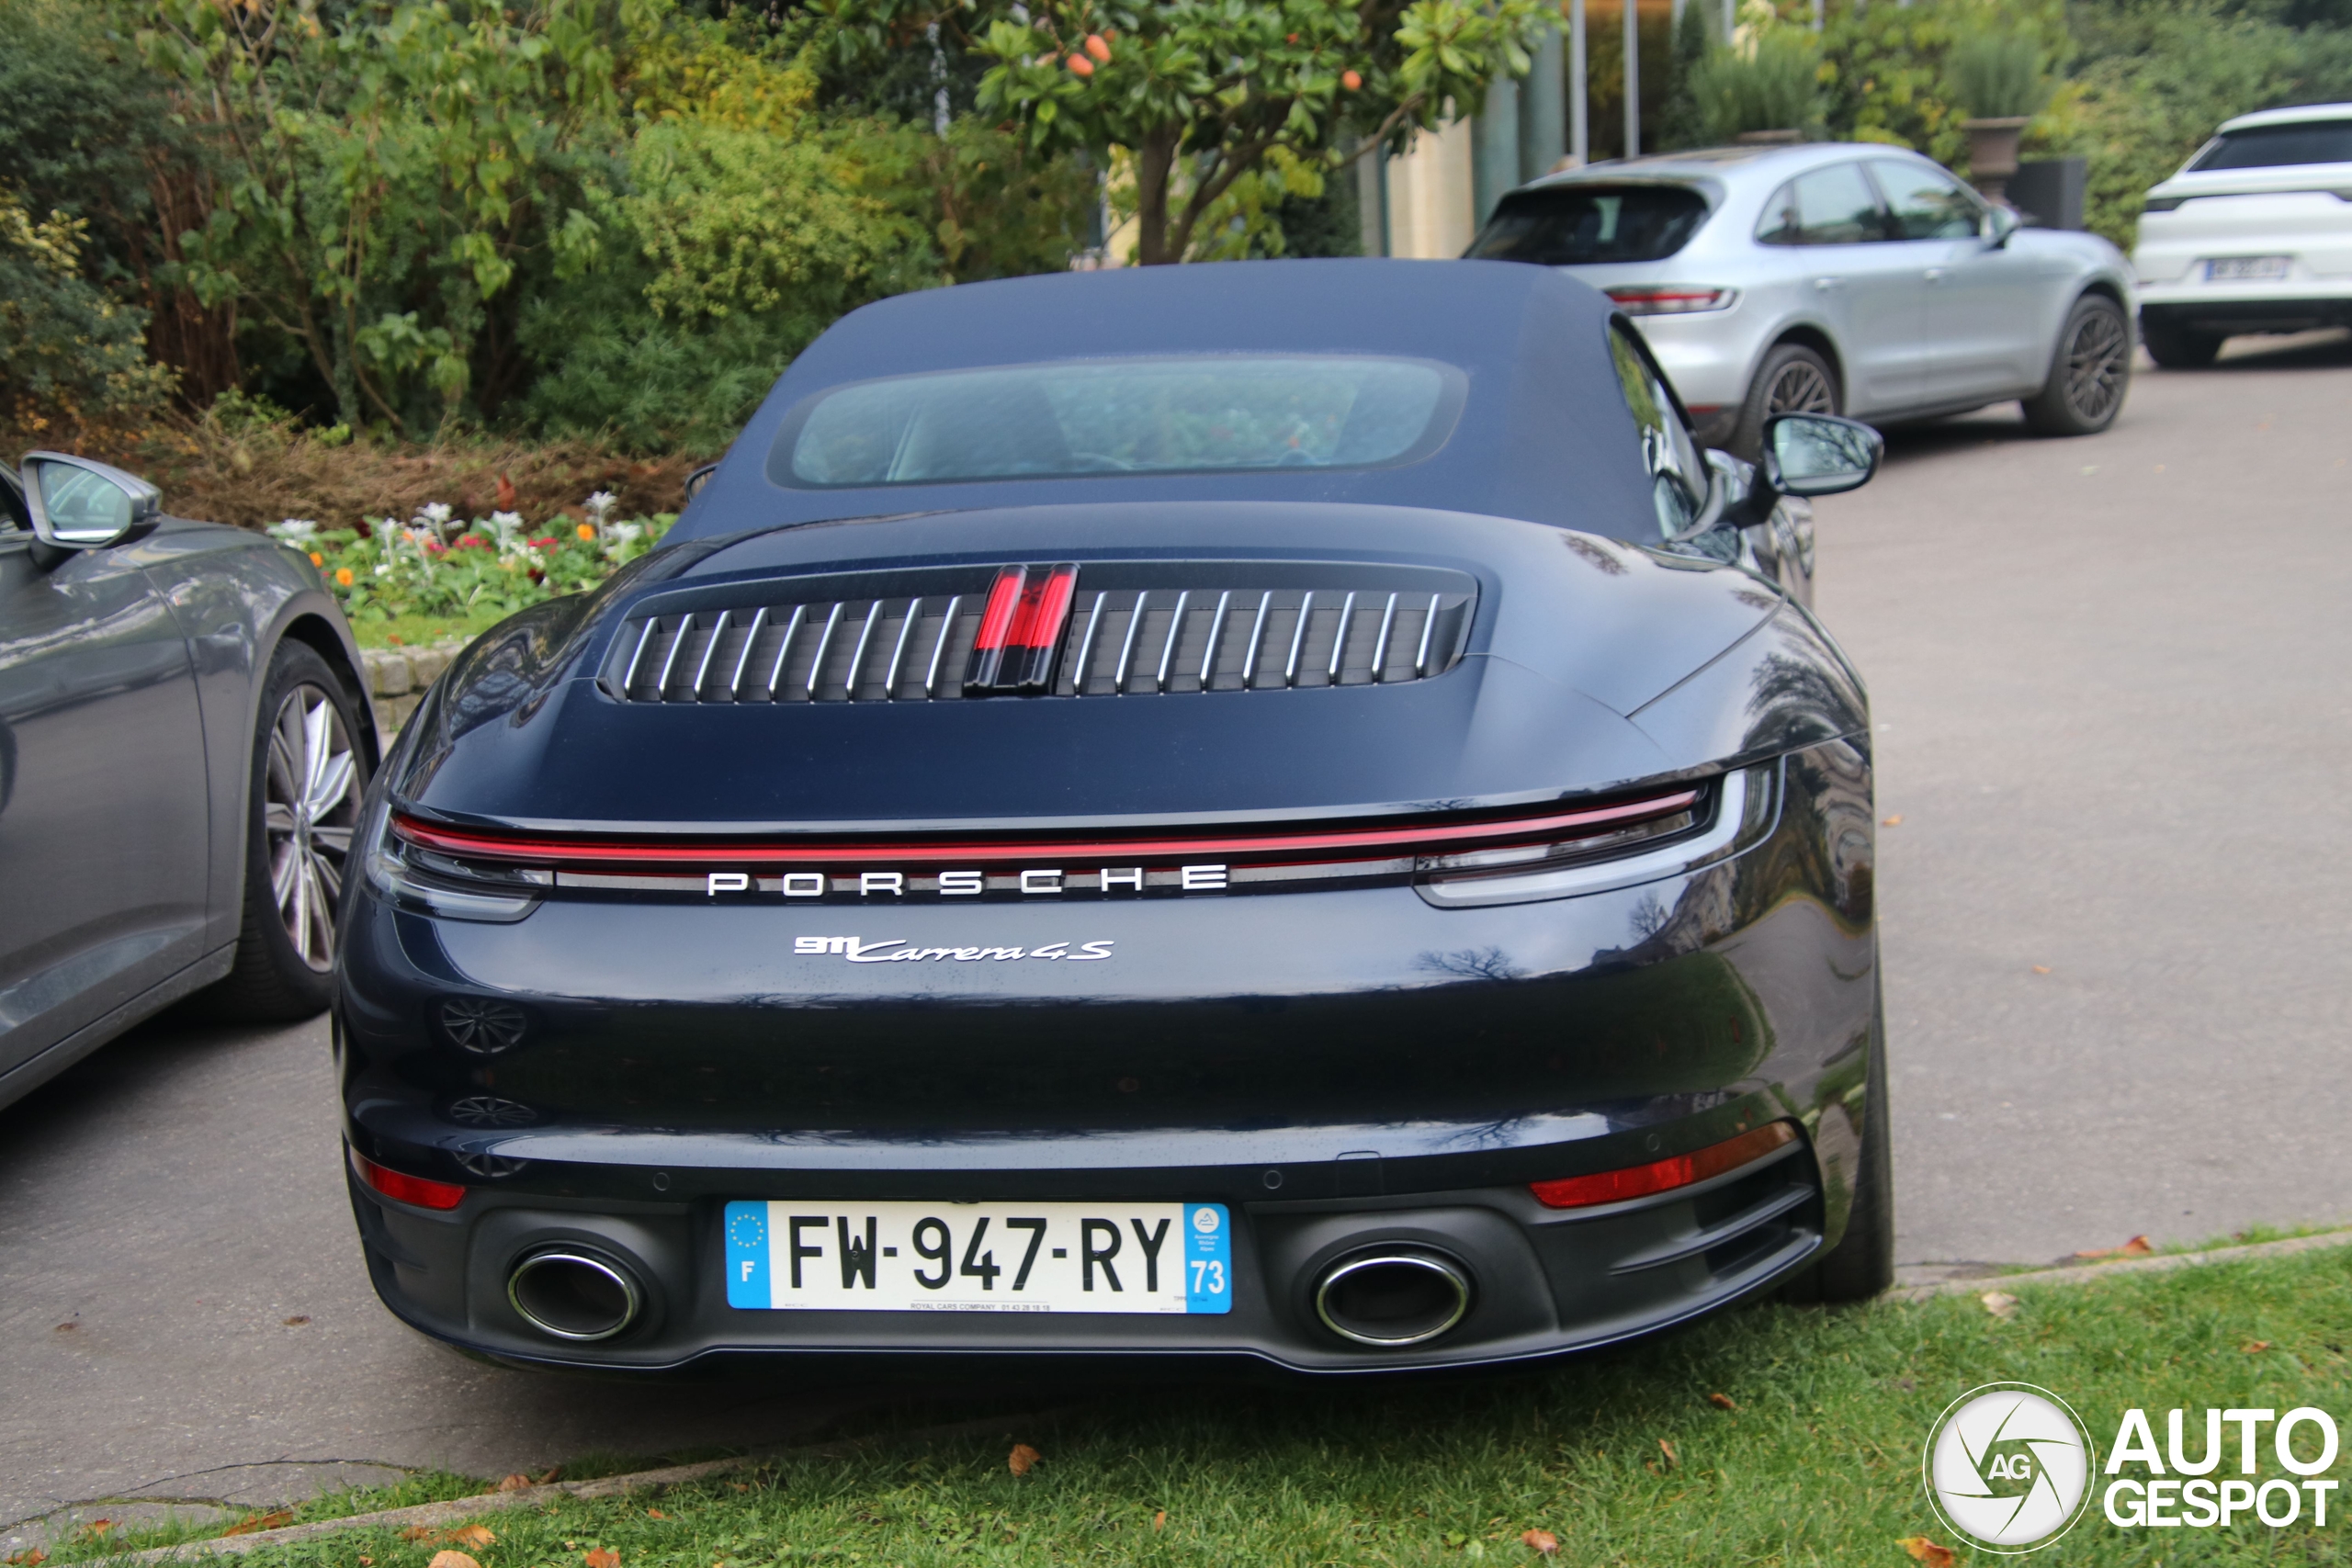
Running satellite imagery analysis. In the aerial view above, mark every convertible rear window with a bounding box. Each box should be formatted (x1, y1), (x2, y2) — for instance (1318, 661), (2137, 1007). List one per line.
(2190, 121), (2352, 170)
(1464, 184), (1713, 265)
(778, 356), (1458, 487)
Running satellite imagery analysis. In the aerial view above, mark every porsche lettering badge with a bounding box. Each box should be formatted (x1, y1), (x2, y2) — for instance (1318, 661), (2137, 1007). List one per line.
(793, 936), (1114, 963)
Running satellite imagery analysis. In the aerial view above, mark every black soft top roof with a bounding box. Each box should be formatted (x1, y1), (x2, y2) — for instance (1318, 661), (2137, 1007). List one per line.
(671, 257), (1657, 543)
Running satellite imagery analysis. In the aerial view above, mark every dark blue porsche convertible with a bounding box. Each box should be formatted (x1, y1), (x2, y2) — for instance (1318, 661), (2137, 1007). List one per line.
(337, 259), (1889, 1372)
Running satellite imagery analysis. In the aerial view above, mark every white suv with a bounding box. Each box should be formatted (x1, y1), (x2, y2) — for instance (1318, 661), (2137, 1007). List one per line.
(2134, 103), (2352, 367)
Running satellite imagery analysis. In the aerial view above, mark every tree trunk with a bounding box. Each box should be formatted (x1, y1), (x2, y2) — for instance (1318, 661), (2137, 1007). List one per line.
(1134, 130), (1180, 265)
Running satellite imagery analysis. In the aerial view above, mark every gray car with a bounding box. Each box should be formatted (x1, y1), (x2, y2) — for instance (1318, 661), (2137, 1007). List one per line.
(1467, 142), (2137, 454)
(0, 453), (377, 1110)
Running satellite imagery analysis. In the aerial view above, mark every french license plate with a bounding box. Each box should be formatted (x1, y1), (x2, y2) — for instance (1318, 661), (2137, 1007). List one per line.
(2207, 255), (2290, 281)
(723, 1200), (1233, 1314)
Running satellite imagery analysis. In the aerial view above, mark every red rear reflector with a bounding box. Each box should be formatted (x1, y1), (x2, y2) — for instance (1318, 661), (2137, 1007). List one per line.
(965, 563), (1079, 694)
(1603, 286), (1736, 316)
(1528, 1122), (1796, 1209)
(351, 1148), (468, 1211)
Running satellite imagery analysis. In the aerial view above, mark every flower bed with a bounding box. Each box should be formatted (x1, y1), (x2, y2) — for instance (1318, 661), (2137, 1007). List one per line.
(267, 492), (674, 637)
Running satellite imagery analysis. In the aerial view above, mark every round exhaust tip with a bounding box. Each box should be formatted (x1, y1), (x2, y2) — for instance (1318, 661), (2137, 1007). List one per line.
(507, 1248), (642, 1342)
(1313, 1248), (1473, 1348)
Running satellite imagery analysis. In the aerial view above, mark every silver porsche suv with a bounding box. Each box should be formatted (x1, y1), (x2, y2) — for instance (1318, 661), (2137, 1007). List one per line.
(1467, 142), (2137, 453)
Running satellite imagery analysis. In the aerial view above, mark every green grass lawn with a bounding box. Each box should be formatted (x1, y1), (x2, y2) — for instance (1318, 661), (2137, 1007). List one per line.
(52, 1249), (2352, 1567)
(350, 611), (512, 652)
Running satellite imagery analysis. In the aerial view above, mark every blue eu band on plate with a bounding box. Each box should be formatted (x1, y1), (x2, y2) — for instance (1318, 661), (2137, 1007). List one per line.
(723, 1201), (1232, 1314)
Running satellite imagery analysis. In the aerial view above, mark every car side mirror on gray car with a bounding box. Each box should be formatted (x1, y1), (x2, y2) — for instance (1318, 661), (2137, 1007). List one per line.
(21, 451), (163, 552)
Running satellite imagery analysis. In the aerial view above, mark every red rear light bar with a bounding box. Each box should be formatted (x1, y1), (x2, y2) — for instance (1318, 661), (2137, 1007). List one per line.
(1529, 1122), (1796, 1210)
(351, 1148), (468, 1211)
(391, 785), (1702, 872)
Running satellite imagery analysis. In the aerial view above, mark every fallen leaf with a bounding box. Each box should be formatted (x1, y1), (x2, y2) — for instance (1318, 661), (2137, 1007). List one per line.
(1707, 1393), (1738, 1412)
(7, 1549), (49, 1565)
(1657, 1438), (1678, 1466)
(1881, 815), (1903, 827)
(401, 1529), (436, 1542)
(2030, 964), (2052, 975)
(537, 1468), (562, 1484)
(1008, 1443), (1041, 1476)
(447, 1527), (495, 1549)
(2243, 1339), (2274, 1353)
(497, 1474), (534, 1492)
(495, 473), (518, 511)
(78, 1523), (112, 1540)
(1896, 1537), (1955, 1567)
(360, 1559), (373, 1565)
(584, 1549), (620, 1568)
(53, 1323), (74, 1332)
(1981, 1291), (2020, 1321)
(645, 1509), (666, 1519)
(1521, 1529), (1560, 1554)
(220, 1511), (294, 1537)
(2073, 1235), (2153, 1260)
(428, 1553), (481, 1568)
(283, 1315), (311, 1326)
(1153, 1511), (1167, 1531)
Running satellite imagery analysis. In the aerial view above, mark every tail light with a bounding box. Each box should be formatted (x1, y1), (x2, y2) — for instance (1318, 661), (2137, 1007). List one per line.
(1530, 1122), (1796, 1210)
(351, 1147), (468, 1211)
(1606, 286), (1737, 316)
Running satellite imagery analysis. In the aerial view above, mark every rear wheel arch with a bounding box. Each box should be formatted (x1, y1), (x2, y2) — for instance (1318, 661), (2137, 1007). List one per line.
(274, 611), (379, 771)
(1764, 325), (1846, 400)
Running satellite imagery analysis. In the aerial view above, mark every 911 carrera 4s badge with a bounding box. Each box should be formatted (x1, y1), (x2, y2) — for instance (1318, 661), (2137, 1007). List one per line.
(723, 1200), (1231, 1314)
(792, 936), (1114, 962)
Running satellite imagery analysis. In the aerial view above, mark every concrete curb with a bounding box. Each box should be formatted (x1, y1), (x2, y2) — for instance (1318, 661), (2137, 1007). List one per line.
(102, 1407), (1081, 1564)
(1889, 1227), (2352, 1303)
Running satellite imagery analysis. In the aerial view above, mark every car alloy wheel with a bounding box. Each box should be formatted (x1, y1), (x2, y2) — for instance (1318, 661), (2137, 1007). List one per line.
(2061, 307), (2129, 423)
(1764, 358), (1837, 417)
(263, 682), (357, 971)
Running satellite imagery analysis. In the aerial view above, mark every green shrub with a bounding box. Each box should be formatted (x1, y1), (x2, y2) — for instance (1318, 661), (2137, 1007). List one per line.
(0, 191), (174, 434)
(1690, 28), (1826, 142)
(1947, 29), (2054, 118)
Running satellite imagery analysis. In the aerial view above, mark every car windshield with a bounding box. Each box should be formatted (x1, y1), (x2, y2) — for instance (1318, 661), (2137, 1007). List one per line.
(2190, 121), (2352, 170)
(781, 356), (1456, 487)
(1464, 184), (1712, 265)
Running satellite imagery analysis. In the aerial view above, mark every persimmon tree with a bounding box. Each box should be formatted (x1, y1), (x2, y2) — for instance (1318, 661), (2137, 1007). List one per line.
(817, 0), (1547, 264)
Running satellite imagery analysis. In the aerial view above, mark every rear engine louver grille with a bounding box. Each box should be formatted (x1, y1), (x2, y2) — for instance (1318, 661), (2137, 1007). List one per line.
(611, 569), (1475, 705)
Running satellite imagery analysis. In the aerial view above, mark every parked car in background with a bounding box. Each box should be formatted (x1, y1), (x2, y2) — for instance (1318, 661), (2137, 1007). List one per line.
(2132, 103), (2352, 367)
(1467, 142), (2137, 453)
(0, 455), (375, 1110)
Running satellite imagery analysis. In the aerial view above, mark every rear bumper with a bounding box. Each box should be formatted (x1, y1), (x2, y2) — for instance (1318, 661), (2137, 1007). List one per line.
(2140, 288), (2352, 334)
(348, 1129), (1825, 1374)
(337, 739), (1877, 1371)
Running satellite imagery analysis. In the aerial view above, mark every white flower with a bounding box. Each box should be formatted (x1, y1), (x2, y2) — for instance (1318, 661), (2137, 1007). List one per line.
(267, 518), (319, 542)
(418, 502), (454, 526)
(584, 490), (617, 524)
(608, 521), (644, 547)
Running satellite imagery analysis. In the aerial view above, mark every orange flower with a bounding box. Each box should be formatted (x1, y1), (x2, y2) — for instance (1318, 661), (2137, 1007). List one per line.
(1066, 52), (1093, 75)
(335, 567), (355, 586)
(1341, 69), (1362, 90)
(309, 551), (324, 566)
(576, 522), (596, 541)
(1084, 33), (1110, 61)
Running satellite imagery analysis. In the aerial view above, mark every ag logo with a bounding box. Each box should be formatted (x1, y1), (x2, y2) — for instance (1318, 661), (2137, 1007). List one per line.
(1923, 1383), (2096, 1552)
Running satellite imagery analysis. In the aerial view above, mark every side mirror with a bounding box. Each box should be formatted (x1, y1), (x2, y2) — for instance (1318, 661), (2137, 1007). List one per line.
(22, 451), (163, 550)
(684, 462), (718, 503)
(1762, 413), (1883, 498)
(1984, 205), (2020, 249)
